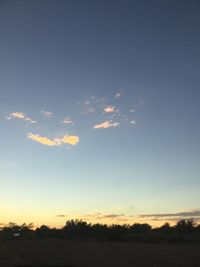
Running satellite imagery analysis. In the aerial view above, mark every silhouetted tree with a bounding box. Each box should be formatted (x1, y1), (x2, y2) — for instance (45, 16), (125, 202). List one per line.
(158, 223), (172, 234)
(175, 219), (195, 233)
(62, 220), (92, 239)
(35, 225), (51, 238)
(130, 223), (152, 233)
(1, 218), (200, 243)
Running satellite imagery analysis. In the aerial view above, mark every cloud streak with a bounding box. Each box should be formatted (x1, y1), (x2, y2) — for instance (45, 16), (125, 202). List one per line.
(7, 112), (37, 123)
(97, 214), (125, 219)
(93, 120), (120, 129)
(61, 118), (73, 124)
(27, 133), (80, 146)
(140, 210), (200, 218)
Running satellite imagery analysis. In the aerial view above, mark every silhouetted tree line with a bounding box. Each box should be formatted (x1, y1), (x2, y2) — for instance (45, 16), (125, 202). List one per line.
(1, 219), (200, 244)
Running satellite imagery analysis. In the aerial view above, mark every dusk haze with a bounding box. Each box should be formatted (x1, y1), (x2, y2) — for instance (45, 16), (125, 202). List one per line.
(1, 0), (200, 230)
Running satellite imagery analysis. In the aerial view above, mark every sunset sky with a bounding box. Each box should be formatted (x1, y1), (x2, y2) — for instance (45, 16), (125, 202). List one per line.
(1, 0), (200, 227)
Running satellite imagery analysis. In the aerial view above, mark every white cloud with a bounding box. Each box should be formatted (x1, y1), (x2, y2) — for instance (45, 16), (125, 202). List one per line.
(130, 120), (136, 124)
(7, 112), (37, 123)
(93, 120), (120, 129)
(112, 122), (120, 127)
(61, 118), (73, 124)
(27, 133), (79, 146)
(87, 107), (95, 113)
(41, 110), (53, 117)
(115, 93), (121, 98)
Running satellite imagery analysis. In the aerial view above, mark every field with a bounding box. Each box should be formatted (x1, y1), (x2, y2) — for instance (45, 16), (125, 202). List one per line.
(0, 239), (200, 267)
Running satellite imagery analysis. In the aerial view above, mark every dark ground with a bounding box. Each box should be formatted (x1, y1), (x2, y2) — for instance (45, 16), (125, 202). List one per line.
(0, 239), (200, 267)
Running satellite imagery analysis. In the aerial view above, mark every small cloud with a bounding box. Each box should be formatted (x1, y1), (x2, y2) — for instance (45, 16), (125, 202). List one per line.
(7, 112), (37, 123)
(9, 112), (25, 119)
(104, 106), (116, 113)
(87, 107), (95, 113)
(79, 97), (97, 114)
(27, 133), (80, 146)
(115, 93), (121, 98)
(130, 109), (135, 113)
(6, 162), (17, 168)
(61, 118), (73, 125)
(99, 214), (125, 219)
(138, 99), (145, 104)
(55, 214), (68, 217)
(58, 135), (80, 145)
(93, 120), (120, 129)
(130, 120), (136, 125)
(112, 122), (120, 127)
(41, 110), (53, 118)
(27, 133), (57, 146)
(94, 121), (111, 129)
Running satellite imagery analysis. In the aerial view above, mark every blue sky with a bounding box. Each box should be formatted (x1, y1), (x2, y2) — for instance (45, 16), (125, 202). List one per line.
(0, 0), (200, 227)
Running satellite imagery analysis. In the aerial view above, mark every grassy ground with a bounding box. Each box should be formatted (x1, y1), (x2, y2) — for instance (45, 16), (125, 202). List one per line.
(0, 239), (200, 267)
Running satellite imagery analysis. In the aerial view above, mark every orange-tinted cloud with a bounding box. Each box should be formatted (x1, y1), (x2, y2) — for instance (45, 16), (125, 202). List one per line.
(104, 106), (116, 113)
(59, 135), (79, 145)
(7, 112), (37, 123)
(27, 133), (79, 146)
(94, 120), (120, 129)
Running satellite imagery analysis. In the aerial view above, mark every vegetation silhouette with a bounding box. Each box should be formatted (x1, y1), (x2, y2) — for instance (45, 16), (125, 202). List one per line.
(1, 219), (200, 244)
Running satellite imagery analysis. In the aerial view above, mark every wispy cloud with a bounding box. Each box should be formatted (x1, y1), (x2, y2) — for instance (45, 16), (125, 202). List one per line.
(7, 112), (37, 123)
(115, 92), (121, 98)
(61, 118), (73, 125)
(55, 214), (68, 218)
(97, 214), (125, 219)
(149, 217), (200, 222)
(140, 210), (200, 218)
(104, 106), (116, 113)
(93, 120), (120, 129)
(78, 94), (137, 128)
(41, 110), (53, 118)
(6, 162), (17, 168)
(63, 212), (130, 223)
(78, 97), (98, 115)
(27, 133), (80, 146)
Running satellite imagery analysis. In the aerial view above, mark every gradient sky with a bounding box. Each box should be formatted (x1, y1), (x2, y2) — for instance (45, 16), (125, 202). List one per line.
(1, 0), (200, 227)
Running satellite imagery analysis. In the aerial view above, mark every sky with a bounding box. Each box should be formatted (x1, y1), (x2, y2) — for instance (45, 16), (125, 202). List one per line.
(0, 0), (200, 227)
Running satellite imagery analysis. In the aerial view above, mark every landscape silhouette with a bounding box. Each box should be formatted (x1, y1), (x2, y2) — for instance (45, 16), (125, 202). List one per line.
(1, 218), (200, 243)
(1, 219), (200, 267)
